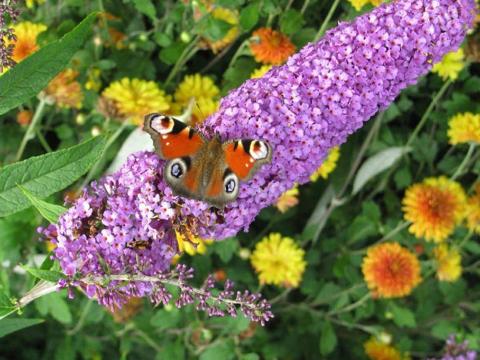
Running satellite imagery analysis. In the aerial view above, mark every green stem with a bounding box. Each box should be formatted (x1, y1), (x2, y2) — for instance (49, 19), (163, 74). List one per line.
(164, 37), (199, 87)
(134, 326), (163, 352)
(327, 292), (371, 316)
(405, 80), (452, 149)
(301, 0), (311, 14)
(314, 0), (341, 41)
(451, 143), (476, 180)
(15, 99), (47, 162)
(66, 300), (93, 335)
(79, 122), (129, 191)
(226, 39), (250, 70)
(35, 128), (52, 153)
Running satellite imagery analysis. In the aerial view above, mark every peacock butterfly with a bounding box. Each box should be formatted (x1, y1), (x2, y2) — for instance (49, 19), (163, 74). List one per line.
(143, 113), (272, 208)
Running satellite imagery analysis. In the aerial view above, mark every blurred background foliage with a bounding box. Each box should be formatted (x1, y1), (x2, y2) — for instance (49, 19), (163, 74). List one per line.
(0, 0), (480, 359)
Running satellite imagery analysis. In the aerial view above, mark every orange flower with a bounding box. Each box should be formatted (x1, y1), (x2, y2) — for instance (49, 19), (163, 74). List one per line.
(44, 69), (83, 109)
(362, 243), (421, 298)
(10, 22), (47, 63)
(16, 110), (33, 126)
(250, 28), (296, 65)
(402, 177), (466, 242)
(364, 337), (410, 360)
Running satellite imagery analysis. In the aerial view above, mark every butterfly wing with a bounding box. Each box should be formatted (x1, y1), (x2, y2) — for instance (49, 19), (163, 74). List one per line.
(144, 113), (207, 198)
(223, 140), (272, 181)
(143, 113), (205, 160)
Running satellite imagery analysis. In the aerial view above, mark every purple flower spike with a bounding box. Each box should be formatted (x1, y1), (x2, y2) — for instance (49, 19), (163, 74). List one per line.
(203, 0), (476, 238)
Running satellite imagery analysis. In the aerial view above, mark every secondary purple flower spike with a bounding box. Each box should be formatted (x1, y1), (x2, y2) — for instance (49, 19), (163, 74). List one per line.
(203, 0), (476, 238)
(428, 335), (477, 360)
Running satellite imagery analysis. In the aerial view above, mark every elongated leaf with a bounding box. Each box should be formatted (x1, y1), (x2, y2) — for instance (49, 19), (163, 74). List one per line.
(352, 146), (410, 195)
(18, 186), (67, 223)
(0, 13), (97, 115)
(0, 318), (44, 338)
(21, 266), (64, 283)
(0, 136), (106, 217)
(319, 321), (337, 355)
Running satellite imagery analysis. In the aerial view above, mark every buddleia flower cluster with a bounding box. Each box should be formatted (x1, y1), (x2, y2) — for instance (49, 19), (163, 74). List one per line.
(429, 335), (477, 360)
(41, 0), (476, 320)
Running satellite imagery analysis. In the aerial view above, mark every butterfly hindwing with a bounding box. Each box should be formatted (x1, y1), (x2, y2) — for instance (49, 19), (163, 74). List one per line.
(144, 113), (205, 159)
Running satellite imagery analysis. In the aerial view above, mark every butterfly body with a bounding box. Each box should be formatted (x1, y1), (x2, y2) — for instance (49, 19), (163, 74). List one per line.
(144, 113), (272, 208)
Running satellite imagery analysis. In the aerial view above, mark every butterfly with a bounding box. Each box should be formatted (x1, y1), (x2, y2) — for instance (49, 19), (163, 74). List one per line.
(143, 113), (272, 208)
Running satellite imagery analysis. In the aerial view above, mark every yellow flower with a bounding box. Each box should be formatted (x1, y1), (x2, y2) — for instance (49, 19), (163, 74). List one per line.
(174, 74), (220, 124)
(26, 0), (45, 8)
(205, 7), (239, 53)
(432, 49), (465, 81)
(403, 177), (466, 242)
(250, 28), (296, 65)
(349, 0), (383, 11)
(10, 22), (47, 63)
(275, 185), (299, 213)
(251, 233), (306, 287)
(250, 65), (273, 79)
(102, 78), (170, 125)
(447, 112), (480, 145)
(85, 68), (102, 92)
(364, 337), (410, 360)
(175, 231), (213, 256)
(362, 243), (421, 298)
(433, 244), (462, 282)
(44, 69), (83, 109)
(466, 183), (480, 234)
(310, 147), (340, 181)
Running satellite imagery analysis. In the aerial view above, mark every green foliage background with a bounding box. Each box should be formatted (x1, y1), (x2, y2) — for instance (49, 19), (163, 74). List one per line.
(0, 0), (479, 359)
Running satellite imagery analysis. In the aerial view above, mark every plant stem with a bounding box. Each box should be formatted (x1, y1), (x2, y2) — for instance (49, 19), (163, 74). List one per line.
(452, 143), (476, 180)
(314, 0), (341, 41)
(226, 38), (250, 70)
(35, 128), (52, 152)
(66, 300), (93, 335)
(405, 80), (452, 149)
(327, 292), (371, 316)
(164, 37), (199, 87)
(78, 122), (129, 191)
(15, 98), (47, 162)
(301, 0), (311, 14)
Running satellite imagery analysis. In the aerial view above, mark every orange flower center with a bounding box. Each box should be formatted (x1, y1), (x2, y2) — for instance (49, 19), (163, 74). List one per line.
(419, 186), (456, 224)
(14, 41), (38, 62)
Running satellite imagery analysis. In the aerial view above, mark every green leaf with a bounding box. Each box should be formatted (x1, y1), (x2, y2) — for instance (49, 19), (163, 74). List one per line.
(279, 9), (305, 36)
(213, 238), (239, 263)
(319, 321), (337, 355)
(0, 318), (44, 338)
(21, 266), (64, 283)
(431, 320), (458, 339)
(241, 355), (260, 360)
(150, 308), (182, 330)
(46, 292), (72, 324)
(0, 135), (106, 217)
(201, 17), (232, 42)
(132, 0), (156, 20)
(18, 186), (67, 223)
(240, 3), (260, 31)
(0, 292), (15, 319)
(352, 146), (410, 195)
(200, 340), (235, 360)
(0, 13), (97, 115)
(159, 42), (187, 65)
(389, 303), (416, 328)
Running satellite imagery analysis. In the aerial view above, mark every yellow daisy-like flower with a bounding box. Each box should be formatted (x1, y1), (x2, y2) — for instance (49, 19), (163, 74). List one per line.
(26, 0), (45, 8)
(174, 74), (220, 124)
(349, 0), (383, 11)
(447, 112), (480, 145)
(402, 177), (466, 242)
(102, 78), (170, 125)
(433, 244), (462, 282)
(250, 65), (273, 79)
(275, 185), (299, 213)
(205, 7), (239, 53)
(251, 233), (306, 287)
(44, 69), (83, 109)
(364, 337), (410, 360)
(10, 22), (47, 63)
(362, 242), (421, 298)
(310, 147), (340, 182)
(465, 183), (480, 234)
(250, 28), (296, 65)
(175, 231), (213, 256)
(432, 49), (465, 81)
